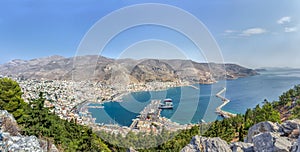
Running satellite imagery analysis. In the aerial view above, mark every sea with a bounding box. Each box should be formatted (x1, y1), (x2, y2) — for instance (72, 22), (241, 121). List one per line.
(88, 69), (300, 126)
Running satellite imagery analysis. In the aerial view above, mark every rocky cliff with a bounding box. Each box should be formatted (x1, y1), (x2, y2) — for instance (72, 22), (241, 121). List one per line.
(181, 120), (300, 152)
(0, 110), (58, 152)
(0, 55), (258, 84)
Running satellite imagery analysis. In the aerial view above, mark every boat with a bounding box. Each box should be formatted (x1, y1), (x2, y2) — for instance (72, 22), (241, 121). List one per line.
(159, 98), (173, 109)
(163, 98), (172, 102)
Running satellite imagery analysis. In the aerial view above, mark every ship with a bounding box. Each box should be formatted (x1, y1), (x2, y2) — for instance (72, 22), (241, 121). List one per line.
(159, 98), (173, 109)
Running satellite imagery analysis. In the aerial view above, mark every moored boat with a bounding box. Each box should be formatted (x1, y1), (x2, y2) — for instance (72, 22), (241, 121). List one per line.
(159, 98), (173, 109)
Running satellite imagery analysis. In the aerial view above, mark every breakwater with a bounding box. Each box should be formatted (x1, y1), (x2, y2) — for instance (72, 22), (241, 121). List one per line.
(215, 88), (236, 118)
(87, 105), (104, 109)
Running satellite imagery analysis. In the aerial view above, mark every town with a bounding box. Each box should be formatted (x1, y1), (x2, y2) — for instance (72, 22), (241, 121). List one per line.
(14, 77), (193, 136)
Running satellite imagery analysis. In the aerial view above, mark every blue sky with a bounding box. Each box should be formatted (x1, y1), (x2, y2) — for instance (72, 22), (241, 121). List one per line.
(0, 0), (299, 68)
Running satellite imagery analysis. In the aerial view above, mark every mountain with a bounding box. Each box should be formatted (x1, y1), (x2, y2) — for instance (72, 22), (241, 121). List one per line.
(0, 55), (258, 84)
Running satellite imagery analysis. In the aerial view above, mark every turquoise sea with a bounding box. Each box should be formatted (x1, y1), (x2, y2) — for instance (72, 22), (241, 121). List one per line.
(88, 69), (300, 126)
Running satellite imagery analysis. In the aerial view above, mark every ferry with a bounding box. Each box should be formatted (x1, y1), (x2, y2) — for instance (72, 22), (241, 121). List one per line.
(159, 98), (173, 109)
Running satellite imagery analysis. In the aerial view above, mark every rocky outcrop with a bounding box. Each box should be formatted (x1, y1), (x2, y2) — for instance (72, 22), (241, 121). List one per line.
(1, 134), (44, 152)
(248, 120), (299, 152)
(181, 135), (231, 152)
(130, 59), (178, 82)
(230, 142), (253, 152)
(252, 132), (292, 152)
(291, 135), (300, 152)
(281, 119), (300, 138)
(0, 110), (58, 152)
(182, 120), (300, 152)
(244, 121), (281, 143)
(127, 147), (138, 152)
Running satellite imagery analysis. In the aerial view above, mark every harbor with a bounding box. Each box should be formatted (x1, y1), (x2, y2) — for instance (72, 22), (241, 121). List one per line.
(130, 100), (161, 130)
(129, 99), (190, 133)
(215, 88), (236, 118)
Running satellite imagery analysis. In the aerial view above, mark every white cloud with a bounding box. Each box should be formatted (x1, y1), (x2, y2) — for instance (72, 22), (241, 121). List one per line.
(241, 28), (267, 36)
(224, 30), (236, 34)
(277, 16), (291, 25)
(223, 30), (238, 37)
(285, 27), (298, 32)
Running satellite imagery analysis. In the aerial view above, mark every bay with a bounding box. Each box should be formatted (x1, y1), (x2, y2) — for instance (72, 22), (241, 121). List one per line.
(88, 69), (300, 126)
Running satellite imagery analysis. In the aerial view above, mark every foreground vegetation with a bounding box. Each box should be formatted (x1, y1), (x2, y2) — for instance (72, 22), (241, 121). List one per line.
(0, 78), (110, 151)
(1, 77), (299, 151)
(203, 85), (300, 142)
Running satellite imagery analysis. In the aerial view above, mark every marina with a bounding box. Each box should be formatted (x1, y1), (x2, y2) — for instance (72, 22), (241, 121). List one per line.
(128, 99), (190, 133)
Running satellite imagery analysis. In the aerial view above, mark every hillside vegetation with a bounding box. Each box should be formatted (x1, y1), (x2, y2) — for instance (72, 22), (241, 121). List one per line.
(203, 85), (300, 142)
(0, 78), (110, 151)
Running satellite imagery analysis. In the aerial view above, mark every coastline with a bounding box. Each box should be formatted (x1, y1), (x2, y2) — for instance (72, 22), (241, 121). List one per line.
(110, 83), (202, 102)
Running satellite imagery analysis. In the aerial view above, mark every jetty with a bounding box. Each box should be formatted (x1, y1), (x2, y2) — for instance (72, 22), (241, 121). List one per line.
(189, 85), (199, 90)
(215, 88), (236, 118)
(87, 105), (104, 109)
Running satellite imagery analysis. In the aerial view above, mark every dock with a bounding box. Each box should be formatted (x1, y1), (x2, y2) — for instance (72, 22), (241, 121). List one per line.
(129, 100), (161, 129)
(215, 88), (236, 118)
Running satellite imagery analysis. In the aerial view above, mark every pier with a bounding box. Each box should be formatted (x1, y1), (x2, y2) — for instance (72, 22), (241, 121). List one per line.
(130, 100), (161, 129)
(215, 88), (236, 118)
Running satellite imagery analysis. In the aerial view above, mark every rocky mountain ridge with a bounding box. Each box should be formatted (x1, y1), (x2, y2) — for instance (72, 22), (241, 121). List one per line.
(181, 120), (300, 152)
(0, 55), (258, 84)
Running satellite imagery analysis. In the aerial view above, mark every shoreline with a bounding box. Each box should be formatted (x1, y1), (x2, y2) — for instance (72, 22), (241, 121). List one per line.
(110, 83), (201, 102)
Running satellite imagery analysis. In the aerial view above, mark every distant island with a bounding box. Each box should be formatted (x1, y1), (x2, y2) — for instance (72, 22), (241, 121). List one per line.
(254, 68), (267, 72)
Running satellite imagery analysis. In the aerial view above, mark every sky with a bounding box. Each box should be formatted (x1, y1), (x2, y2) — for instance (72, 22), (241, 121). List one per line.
(0, 0), (300, 68)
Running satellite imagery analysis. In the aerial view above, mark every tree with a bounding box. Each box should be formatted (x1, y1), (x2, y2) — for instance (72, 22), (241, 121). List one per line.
(238, 125), (244, 141)
(0, 78), (26, 119)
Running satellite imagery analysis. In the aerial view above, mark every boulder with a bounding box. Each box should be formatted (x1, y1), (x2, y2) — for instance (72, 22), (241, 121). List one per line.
(230, 142), (254, 152)
(281, 119), (300, 137)
(252, 133), (274, 152)
(245, 121), (280, 143)
(181, 135), (232, 152)
(291, 135), (300, 152)
(252, 132), (292, 152)
(273, 135), (292, 152)
(127, 147), (138, 152)
(5, 135), (43, 152)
